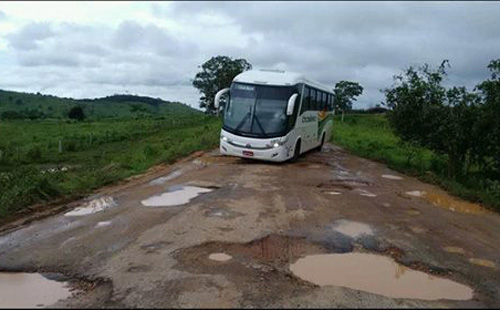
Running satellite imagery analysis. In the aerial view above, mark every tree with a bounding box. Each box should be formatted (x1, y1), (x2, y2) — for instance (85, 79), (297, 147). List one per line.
(333, 81), (363, 122)
(68, 106), (85, 121)
(475, 59), (500, 171)
(192, 56), (252, 114)
(383, 60), (480, 178)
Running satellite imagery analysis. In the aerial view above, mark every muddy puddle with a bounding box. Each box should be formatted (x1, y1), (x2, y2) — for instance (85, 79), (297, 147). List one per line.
(208, 253), (233, 261)
(405, 190), (487, 214)
(331, 220), (374, 239)
(64, 196), (116, 216)
(290, 253), (473, 300)
(141, 185), (212, 207)
(0, 272), (73, 308)
(382, 174), (403, 180)
(149, 170), (183, 185)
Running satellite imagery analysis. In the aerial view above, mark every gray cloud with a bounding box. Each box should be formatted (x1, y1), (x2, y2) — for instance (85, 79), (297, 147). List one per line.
(8, 22), (54, 50)
(0, 10), (6, 20)
(1, 2), (499, 108)
(169, 1), (500, 107)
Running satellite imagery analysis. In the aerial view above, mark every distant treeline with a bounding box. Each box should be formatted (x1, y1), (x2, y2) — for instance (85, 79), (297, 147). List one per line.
(350, 105), (388, 114)
(0, 90), (196, 121)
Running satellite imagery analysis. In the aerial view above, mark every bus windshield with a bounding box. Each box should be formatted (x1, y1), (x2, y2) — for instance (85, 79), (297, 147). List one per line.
(223, 83), (295, 138)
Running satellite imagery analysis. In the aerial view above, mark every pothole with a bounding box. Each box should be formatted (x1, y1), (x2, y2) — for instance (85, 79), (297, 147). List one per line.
(95, 221), (111, 228)
(173, 235), (325, 274)
(289, 253), (474, 301)
(208, 253), (233, 261)
(355, 189), (377, 197)
(317, 182), (353, 191)
(204, 207), (244, 219)
(331, 220), (374, 239)
(149, 170), (184, 185)
(322, 191), (342, 195)
(444, 246), (465, 255)
(381, 174), (403, 180)
(406, 209), (421, 216)
(0, 272), (74, 308)
(141, 185), (213, 207)
(64, 197), (116, 216)
(469, 258), (496, 269)
(405, 190), (487, 214)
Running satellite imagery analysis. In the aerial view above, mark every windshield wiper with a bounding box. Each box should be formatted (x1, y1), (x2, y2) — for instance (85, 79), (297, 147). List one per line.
(253, 114), (267, 136)
(235, 111), (251, 132)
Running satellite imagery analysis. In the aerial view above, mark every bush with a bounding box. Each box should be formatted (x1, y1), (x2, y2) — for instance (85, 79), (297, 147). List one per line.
(0, 167), (60, 217)
(26, 145), (43, 161)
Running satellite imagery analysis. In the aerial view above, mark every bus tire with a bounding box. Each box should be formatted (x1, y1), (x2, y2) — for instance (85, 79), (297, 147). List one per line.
(318, 133), (325, 152)
(291, 140), (301, 162)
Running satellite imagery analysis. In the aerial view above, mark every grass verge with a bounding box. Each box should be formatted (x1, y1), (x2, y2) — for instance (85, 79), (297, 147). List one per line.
(331, 113), (500, 211)
(0, 116), (221, 219)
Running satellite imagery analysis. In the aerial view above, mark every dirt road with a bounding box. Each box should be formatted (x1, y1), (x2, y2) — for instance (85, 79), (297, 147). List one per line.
(0, 144), (499, 308)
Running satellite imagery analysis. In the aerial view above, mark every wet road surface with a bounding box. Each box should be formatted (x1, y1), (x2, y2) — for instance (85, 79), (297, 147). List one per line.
(0, 144), (499, 308)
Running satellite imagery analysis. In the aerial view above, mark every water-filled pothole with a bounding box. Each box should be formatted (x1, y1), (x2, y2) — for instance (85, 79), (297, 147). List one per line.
(290, 253), (473, 300)
(141, 185), (213, 207)
(208, 253), (233, 261)
(382, 174), (403, 180)
(149, 170), (184, 185)
(405, 190), (487, 214)
(0, 272), (73, 308)
(332, 220), (374, 239)
(64, 196), (116, 216)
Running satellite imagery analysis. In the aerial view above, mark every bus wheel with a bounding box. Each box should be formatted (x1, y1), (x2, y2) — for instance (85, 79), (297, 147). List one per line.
(318, 133), (325, 152)
(291, 140), (301, 162)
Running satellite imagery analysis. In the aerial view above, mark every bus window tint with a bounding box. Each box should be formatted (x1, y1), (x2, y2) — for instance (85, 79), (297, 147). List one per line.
(311, 89), (317, 111)
(322, 92), (327, 111)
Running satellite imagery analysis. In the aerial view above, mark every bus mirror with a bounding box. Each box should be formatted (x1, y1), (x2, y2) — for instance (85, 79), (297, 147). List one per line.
(286, 93), (298, 116)
(214, 88), (230, 110)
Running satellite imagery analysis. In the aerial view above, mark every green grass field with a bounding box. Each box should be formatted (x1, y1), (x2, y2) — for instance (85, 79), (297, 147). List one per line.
(331, 113), (500, 211)
(0, 115), (221, 219)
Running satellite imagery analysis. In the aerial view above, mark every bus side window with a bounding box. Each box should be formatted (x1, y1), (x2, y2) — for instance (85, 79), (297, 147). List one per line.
(321, 93), (328, 111)
(311, 89), (317, 111)
(316, 90), (321, 111)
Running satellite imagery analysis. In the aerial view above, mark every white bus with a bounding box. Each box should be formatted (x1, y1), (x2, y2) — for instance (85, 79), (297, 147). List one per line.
(215, 69), (335, 162)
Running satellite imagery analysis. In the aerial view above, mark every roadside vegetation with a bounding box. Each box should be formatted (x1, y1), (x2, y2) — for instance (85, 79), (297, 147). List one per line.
(0, 55), (251, 221)
(0, 92), (221, 219)
(332, 59), (500, 211)
(332, 114), (500, 211)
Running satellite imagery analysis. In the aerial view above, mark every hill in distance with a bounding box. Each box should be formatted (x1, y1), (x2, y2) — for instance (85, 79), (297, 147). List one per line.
(0, 89), (201, 120)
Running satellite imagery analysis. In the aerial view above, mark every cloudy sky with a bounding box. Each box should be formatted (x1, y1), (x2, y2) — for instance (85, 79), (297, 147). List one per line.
(0, 1), (498, 109)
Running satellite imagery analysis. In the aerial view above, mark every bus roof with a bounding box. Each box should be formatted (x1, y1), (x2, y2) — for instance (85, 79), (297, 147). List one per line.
(233, 69), (333, 93)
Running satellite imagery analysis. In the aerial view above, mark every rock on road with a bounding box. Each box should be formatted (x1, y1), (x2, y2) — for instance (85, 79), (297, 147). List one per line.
(0, 144), (499, 308)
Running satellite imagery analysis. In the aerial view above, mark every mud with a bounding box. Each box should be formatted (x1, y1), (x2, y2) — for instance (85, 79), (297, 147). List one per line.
(382, 174), (404, 180)
(289, 253), (474, 301)
(64, 197), (116, 216)
(0, 272), (73, 308)
(331, 220), (374, 239)
(208, 253), (233, 261)
(0, 144), (499, 308)
(406, 190), (488, 214)
(148, 170), (184, 185)
(141, 185), (213, 207)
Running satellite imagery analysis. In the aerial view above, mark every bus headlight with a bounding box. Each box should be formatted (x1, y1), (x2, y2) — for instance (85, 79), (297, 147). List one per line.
(220, 134), (228, 142)
(269, 139), (282, 148)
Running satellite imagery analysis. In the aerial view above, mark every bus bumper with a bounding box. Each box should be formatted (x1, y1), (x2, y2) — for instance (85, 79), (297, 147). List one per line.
(219, 131), (291, 162)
